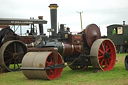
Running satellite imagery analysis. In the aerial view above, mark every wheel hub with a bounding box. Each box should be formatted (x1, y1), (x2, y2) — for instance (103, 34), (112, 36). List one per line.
(13, 53), (18, 59)
(104, 52), (110, 59)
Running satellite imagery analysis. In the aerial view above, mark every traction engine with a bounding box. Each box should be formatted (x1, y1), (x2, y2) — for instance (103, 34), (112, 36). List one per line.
(21, 4), (116, 80)
(0, 17), (47, 72)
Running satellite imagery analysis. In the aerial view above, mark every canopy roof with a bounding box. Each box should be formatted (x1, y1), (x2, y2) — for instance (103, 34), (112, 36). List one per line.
(0, 18), (47, 25)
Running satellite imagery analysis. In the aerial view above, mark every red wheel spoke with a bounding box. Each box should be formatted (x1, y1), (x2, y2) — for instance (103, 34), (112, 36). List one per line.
(100, 58), (104, 66)
(105, 60), (108, 68)
(99, 49), (104, 54)
(105, 43), (110, 52)
(102, 43), (105, 51)
(106, 43), (109, 50)
(46, 56), (54, 66)
(46, 61), (51, 66)
(49, 70), (54, 77)
(51, 61), (54, 64)
(106, 48), (110, 52)
(50, 56), (54, 65)
(107, 58), (111, 64)
(109, 53), (112, 56)
(108, 57), (111, 62)
(98, 55), (104, 59)
(50, 59), (53, 64)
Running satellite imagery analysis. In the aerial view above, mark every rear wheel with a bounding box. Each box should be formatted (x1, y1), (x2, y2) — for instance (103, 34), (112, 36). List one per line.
(125, 55), (128, 70)
(90, 39), (116, 71)
(0, 40), (27, 71)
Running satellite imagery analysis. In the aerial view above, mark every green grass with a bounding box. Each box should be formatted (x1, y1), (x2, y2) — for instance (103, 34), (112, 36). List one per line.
(0, 53), (128, 85)
(9, 64), (21, 69)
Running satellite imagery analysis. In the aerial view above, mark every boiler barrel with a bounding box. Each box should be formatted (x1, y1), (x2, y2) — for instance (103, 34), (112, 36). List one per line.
(45, 42), (82, 57)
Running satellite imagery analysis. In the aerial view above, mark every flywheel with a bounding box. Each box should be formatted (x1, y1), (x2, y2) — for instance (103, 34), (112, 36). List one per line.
(21, 51), (64, 80)
(83, 24), (101, 47)
(90, 39), (116, 71)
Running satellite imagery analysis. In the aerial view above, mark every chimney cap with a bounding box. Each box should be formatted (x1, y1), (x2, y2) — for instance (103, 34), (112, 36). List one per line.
(49, 4), (58, 9)
(38, 16), (43, 19)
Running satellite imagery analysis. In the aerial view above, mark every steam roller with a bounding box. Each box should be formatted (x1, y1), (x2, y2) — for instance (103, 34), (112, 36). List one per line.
(0, 14), (47, 72)
(21, 4), (116, 80)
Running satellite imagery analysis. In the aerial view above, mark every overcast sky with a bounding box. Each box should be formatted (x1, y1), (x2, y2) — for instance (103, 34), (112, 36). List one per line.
(0, 0), (128, 35)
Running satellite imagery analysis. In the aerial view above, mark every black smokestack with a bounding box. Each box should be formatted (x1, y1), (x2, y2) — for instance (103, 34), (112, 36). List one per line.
(49, 4), (58, 38)
(38, 16), (44, 35)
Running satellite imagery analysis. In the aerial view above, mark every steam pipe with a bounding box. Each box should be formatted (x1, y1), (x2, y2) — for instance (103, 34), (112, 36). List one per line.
(49, 4), (58, 38)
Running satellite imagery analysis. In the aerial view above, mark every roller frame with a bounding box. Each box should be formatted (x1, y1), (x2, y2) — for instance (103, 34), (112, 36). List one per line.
(21, 63), (66, 70)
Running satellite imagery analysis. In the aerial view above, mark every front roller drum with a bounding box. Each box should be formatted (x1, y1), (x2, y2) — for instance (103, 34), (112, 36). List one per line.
(22, 52), (63, 80)
(90, 39), (116, 71)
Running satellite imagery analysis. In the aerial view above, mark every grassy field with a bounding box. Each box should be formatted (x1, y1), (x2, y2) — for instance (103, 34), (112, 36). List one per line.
(0, 53), (128, 85)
